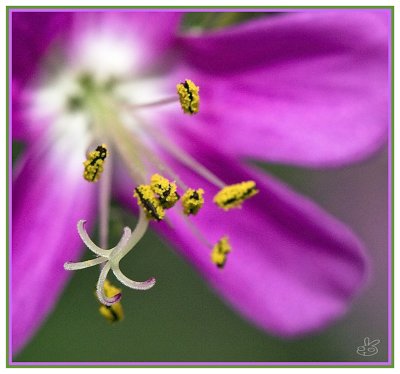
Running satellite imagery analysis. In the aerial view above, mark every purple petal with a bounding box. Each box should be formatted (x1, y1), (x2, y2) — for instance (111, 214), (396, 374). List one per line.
(12, 80), (26, 140)
(115, 144), (368, 337)
(12, 11), (72, 84)
(12, 141), (97, 354)
(176, 11), (389, 167)
(12, 11), (72, 141)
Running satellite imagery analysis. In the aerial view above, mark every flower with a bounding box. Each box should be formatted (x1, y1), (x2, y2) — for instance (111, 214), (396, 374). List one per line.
(11, 10), (388, 355)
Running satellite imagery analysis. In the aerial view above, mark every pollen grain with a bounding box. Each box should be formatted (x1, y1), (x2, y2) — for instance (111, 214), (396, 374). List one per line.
(182, 188), (205, 215)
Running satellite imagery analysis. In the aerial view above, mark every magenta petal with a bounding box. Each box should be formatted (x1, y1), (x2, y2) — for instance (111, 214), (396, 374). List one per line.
(12, 142), (96, 354)
(177, 11), (389, 167)
(12, 12), (72, 141)
(169, 156), (368, 336)
(12, 80), (26, 141)
(12, 11), (72, 84)
(116, 145), (368, 337)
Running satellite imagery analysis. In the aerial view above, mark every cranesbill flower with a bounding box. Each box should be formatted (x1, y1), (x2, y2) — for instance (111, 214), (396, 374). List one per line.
(12, 10), (388, 354)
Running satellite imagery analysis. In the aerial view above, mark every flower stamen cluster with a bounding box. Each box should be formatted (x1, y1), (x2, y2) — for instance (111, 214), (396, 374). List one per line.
(65, 79), (259, 309)
(134, 173), (207, 221)
(133, 174), (181, 221)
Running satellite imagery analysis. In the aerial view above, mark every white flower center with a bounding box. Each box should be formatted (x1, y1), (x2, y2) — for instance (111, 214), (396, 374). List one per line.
(72, 32), (140, 81)
(26, 27), (171, 178)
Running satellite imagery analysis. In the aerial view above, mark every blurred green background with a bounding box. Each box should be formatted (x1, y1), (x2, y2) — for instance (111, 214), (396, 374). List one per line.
(12, 12), (389, 363)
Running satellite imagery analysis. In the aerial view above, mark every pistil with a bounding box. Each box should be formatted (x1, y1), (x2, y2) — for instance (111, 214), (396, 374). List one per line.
(64, 215), (156, 306)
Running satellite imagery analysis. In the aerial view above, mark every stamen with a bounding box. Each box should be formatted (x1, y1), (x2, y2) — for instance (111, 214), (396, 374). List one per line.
(98, 280), (124, 323)
(181, 213), (213, 248)
(127, 134), (188, 190)
(213, 181), (258, 210)
(144, 126), (225, 189)
(126, 113), (189, 190)
(93, 103), (147, 184)
(133, 185), (165, 221)
(127, 96), (177, 110)
(150, 174), (180, 209)
(182, 188), (205, 215)
(83, 144), (108, 182)
(176, 79), (200, 114)
(211, 236), (231, 268)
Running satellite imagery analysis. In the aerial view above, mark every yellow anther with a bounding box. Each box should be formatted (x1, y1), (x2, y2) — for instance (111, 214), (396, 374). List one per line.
(83, 144), (108, 182)
(176, 79), (199, 114)
(150, 174), (180, 209)
(182, 188), (205, 215)
(213, 181), (258, 210)
(134, 184), (165, 221)
(98, 280), (124, 323)
(211, 236), (231, 268)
